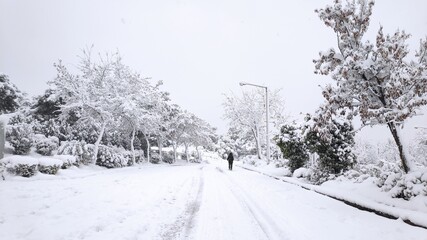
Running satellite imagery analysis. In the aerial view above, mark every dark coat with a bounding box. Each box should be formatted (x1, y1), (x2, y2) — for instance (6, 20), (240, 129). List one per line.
(227, 153), (234, 162)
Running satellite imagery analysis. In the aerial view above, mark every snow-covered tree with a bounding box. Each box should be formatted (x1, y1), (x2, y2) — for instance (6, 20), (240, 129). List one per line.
(180, 113), (198, 162)
(314, 0), (427, 173)
(112, 67), (161, 165)
(0, 74), (24, 114)
(136, 83), (168, 163)
(50, 50), (141, 164)
(223, 88), (286, 160)
(304, 114), (356, 174)
(166, 106), (189, 162)
(191, 119), (216, 161)
(180, 113), (216, 161)
(151, 98), (171, 163)
(275, 124), (308, 173)
(32, 88), (63, 122)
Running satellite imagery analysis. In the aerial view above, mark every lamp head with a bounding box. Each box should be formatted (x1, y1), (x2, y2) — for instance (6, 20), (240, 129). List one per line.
(239, 82), (246, 86)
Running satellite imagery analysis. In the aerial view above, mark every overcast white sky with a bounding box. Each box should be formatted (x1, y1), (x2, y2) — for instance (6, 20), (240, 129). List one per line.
(1, 0), (427, 142)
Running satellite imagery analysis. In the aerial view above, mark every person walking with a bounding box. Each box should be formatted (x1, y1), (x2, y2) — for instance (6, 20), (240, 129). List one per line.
(227, 152), (234, 171)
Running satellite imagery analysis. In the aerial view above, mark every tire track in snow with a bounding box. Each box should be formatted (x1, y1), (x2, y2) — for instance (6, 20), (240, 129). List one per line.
(160, 166), (204, 240)
(215, 167), (289, 240)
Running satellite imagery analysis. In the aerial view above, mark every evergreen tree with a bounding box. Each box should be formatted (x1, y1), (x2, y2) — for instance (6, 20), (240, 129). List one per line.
(276, 124), (309, 173)
(32, 89), (63, 122)
(304, 116), (356, 174)
(0, 74), (24, 114)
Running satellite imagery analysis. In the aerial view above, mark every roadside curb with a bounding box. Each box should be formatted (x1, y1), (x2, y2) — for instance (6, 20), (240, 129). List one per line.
(238, 165), (427, 230)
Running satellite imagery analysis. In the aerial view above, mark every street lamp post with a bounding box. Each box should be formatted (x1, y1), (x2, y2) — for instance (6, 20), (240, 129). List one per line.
(239, 82), (270, 163)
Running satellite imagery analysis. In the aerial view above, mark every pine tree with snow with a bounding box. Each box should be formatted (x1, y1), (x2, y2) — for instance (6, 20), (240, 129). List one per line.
(304, 114), (356, 174)
(0, 74), (24, 114)
(314, 0), (427, 173)
(276, 124), (309, 173)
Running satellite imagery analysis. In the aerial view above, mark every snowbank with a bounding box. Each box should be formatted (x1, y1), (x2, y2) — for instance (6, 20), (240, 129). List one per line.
(237, 162), (427, 229)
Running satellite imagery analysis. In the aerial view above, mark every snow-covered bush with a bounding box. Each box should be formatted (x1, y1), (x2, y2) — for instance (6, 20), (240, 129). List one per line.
(1, 156), (38, 177)
(293, 167), (311, 178)
(6, 115), (34, 155)
(274, 158), (287, 168)
(306, 166), (336, 184)
(241, 155), (258, 166)
(123, 151), (133, 166)
(162, 150), (174, 163)
(35, 135), (59, 156)
(384, 170), (427, 200)
(38, 157), (62, 175)
(122, 150), (144, 166)
(336, 161), (426, 200)
(150, 152), (161, 164)
(356, 164), (383, 179)
(96, 145), (128, 168)
(52, 155), (78, 169)
(57, 141), (94, 165)
(135, 150), (145, 163)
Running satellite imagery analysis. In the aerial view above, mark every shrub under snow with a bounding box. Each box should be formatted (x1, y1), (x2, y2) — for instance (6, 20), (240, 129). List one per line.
(381, 169), (427, 200)
(96, 145), (128, 168)
(57, 141), (94, 165)
(38, 157), (62, 175)
(6, 122), (34, 155)
(0, 156), (39, 177)
(123, 150), (145, 166)
(293, 168), (311, 178)
(53, 154), (78, 169)
(35, 135), (59, 156)
(337, 163), (427, 200)
(241, 155), (259, 166)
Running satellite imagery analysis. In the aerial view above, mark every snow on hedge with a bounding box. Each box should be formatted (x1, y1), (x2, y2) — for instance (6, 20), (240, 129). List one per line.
(0, 155), (39, 167)
(53, 154), (78, 169)
(38, 157), (62, 167)
(0, 156), (39, 177)
(38, 157), (62, 175)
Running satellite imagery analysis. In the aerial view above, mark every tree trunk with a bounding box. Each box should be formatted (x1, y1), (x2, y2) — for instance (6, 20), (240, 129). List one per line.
(157, 136), (163, 163)
(146, 136), (150, 163)
(142, 132), (150, 163)
(387, 122), (411, 173)
(196, 146), (201, 161)
(93, 121), (107, 164)
(130, 126), (136, 165)
(252, 125), (262, 159)
(172, 143), (177, 163)
(184, 142), (189, 163)
(0, 119), (4, 160)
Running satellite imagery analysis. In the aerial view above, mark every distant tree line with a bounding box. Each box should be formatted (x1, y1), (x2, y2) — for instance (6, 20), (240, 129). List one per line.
(1, 49), (217, 167)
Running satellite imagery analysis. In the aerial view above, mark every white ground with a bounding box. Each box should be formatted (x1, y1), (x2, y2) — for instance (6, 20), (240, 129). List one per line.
(1, 159), (426, 240)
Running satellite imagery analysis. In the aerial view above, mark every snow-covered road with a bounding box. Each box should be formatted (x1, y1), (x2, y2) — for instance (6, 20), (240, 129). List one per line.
(1, 160), (426, 240)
